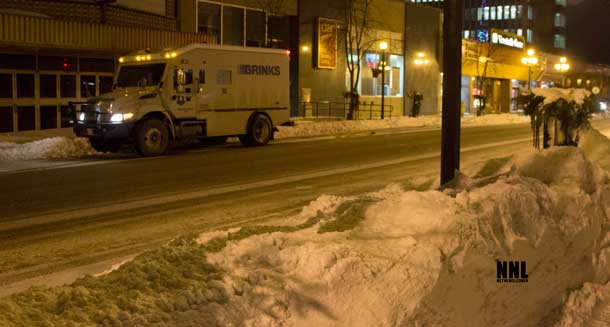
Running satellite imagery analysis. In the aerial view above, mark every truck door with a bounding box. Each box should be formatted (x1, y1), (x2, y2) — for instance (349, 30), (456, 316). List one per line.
(195, 68), (209, 120)
(170, 66), (196, 119)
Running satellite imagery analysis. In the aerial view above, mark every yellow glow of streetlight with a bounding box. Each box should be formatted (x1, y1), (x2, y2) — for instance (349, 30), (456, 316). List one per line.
(379, 41), (389, 51)
(301, 45), (310, 52)
(527, 49), (535, 57)
(417, 52), (425, 58)
(560, 57), (567, 63)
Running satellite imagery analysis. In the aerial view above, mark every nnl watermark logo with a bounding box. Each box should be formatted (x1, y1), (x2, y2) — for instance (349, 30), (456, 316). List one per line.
(497, 261), (529, 283)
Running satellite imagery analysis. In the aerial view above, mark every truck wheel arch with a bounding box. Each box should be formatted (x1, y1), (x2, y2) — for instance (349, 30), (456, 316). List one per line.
(138, 112), (176, 140)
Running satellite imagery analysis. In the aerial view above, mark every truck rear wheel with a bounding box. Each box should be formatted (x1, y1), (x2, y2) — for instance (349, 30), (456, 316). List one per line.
(134, 118), (169, 156)
(239, 114), (272, 147)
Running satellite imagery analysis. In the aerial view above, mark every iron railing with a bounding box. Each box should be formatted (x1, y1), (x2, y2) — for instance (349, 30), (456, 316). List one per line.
(298, 102), (394, 120)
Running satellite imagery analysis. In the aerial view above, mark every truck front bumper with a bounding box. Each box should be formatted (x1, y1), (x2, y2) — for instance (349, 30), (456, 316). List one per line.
(74, 122), (135, 140)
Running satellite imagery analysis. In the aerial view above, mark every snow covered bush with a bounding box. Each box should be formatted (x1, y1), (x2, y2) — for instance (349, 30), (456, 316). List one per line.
(520, 87), (596, 149)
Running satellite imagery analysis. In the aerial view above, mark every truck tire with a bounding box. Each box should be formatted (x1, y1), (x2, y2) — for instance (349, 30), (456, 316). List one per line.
(134, 118), (169, 156)
(239, 114), (272, 147)
(89, 139), (121, 153)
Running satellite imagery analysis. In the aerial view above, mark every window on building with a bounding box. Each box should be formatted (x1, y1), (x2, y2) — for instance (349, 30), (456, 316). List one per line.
(60, 105), (73, 128)
(483, 7), (490, 20)
(528, 6), (534, 20)
(223, 6), (245, 46)
(504, 5), (510, 19)
(40, 106), (58, 130)
(556, 0), (567, 6)
(490, 6), (496, 20)
(80, 75), (96, 98)
(99, 76), (114, 95)
(17, 106), (35, 131)
(60, 75), (76, 98)
(16, 74), (34, 98)
(517, 29), (523, 36)
(79, 58), (114, 73)
(477, 8), (483, 21)
(40, 74), (57, 98)
(359, 53), (403, 97)
(510, 6), (517, 19)
(527, 29), (533, 43)
(517, 5), (523, 18)
(0, 54), (35, 70)
(464, 30), (470, 39)
(0, 107), (12, 132)
(497, 6), (503, 21)
(246, 10), (266, 47)
(554, 34), (566, 48)
(0, 74), (12, 98)
(39, 56), (76, 72)
(198, 2), (221, 44)
(555, 13), (566, 27)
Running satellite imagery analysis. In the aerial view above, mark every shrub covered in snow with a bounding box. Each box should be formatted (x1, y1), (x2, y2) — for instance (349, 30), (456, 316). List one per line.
(521, 87), (597, 149)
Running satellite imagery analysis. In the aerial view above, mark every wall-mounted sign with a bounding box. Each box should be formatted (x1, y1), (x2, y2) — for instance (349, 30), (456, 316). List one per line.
(317, 18), (338, 69)
(490, 29), (525, 49)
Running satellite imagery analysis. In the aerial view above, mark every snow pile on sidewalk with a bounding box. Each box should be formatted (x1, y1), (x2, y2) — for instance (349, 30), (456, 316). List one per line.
(0, 137), (100, 160)
(276, 113), (529, 139)
(2, 129), (610, 327)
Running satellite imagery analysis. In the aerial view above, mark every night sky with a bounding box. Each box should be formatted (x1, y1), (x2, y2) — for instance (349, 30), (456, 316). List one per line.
(567, 0), (610, 64)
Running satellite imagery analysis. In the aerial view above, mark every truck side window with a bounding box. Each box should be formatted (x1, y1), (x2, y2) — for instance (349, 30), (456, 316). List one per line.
(198, 70), (205, 84)
(174, 68), (193, 88)
(216, 69), (232, 86)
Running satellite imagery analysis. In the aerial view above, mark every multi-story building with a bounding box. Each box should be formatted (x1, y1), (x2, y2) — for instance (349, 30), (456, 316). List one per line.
(409, 0), (568, 53)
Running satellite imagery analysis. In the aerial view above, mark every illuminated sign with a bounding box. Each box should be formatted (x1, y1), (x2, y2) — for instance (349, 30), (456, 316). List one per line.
(317, 18), (338, 69)
(490, 29), (525, 49)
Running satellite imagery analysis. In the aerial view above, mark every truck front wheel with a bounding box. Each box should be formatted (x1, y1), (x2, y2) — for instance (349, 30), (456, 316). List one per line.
(134, 118), (169, 156)
(239, 114), (272, 147)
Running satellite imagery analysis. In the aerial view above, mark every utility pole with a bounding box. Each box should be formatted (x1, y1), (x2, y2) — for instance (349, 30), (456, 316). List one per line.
(440, 0), (465, 185)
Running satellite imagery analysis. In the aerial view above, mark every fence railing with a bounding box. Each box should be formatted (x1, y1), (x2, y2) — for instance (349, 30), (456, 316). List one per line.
(298, 102), (394, 120)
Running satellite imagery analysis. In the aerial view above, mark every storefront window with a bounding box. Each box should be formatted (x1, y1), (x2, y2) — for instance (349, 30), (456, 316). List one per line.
(0, 107), (13, 132)
(223, 6), (244, 46)
(81, 75), (96, 98)
(359, 53), (403, 97)
(198, 2), (221, 44)
(16, 74), (34, 98)
(246, 9), (266, 47)
(40, 74), (57, 98)
(60, 75), (76, 98)
(17, 106), (35, 131)
(40, 106), (58, 130)
(60, 105), (73, 128)
(0, 74), (12, 98)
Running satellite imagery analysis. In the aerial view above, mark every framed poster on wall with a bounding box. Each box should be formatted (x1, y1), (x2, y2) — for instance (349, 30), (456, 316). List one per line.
(317, 18), (337, 69)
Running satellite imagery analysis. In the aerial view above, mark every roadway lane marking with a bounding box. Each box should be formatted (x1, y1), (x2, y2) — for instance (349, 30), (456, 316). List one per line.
(0, 137), (531, 232)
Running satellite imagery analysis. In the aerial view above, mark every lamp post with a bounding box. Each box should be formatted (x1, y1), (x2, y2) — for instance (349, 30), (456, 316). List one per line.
(379, 41), (388, 119)
(521, 49), (539, 90)
(554, 57), (570, 87)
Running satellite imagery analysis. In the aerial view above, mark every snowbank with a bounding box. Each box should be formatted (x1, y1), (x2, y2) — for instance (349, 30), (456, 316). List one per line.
(0, 137), (100, 160)
(2, 129), (610, 326)
(275, 113), (529, 139)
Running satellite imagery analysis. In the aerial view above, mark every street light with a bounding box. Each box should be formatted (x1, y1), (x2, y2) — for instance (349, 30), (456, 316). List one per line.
(414, 52), (430, 65)
(521, 48), (539, 90)
(554, 56), (570, 86)
(379, 41), (389, 119)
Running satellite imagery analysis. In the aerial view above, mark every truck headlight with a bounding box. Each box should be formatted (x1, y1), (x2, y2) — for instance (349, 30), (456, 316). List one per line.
(110, 113), (135, 123)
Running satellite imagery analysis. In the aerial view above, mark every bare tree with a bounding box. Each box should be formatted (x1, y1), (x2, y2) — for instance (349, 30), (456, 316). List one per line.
(343, 0), (376, 120)
(473, 41), (499, 115)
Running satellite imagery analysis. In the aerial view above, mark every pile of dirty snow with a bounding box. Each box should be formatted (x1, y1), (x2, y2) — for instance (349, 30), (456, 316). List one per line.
(0, 137), (100, 160)
(2, 128), (610, 327)
(276, 113), (529, 139)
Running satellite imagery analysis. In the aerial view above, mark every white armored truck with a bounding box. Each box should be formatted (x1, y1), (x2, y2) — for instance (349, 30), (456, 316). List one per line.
(73, 44), (291, 156)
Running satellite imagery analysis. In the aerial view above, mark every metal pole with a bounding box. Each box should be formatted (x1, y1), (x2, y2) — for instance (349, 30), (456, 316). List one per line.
(527, 66), (532, 90)
(381, 53), (386, 120)
(440, 0), (465, 185)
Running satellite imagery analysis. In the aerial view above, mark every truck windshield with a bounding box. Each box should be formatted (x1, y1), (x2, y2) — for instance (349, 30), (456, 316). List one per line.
(116, 63), (166, 88)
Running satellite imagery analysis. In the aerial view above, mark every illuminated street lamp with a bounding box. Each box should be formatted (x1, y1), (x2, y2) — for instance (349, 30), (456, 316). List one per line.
(554, 57), (570, 86)
(414, 52), (430, 65)
(379, 41), (389, 119)
(521, 48), (539, 90)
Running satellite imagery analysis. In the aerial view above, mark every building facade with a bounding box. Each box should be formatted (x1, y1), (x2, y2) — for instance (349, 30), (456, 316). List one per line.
(410, 0), (568, 53)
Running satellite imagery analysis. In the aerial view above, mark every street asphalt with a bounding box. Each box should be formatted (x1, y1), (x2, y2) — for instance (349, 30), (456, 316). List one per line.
(2, 120), (610, 296)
